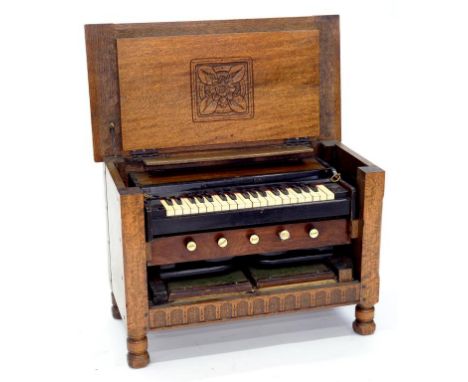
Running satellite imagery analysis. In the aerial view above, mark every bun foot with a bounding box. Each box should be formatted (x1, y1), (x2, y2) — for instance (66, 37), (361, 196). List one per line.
(127, 351), (150, 369)
(127, 336), (150, 368)
(352, 304), (376, 335)
(111, 293), (122, 320)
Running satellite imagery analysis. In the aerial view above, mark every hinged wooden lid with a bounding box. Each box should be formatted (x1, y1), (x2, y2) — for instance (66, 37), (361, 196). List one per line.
(85, 16), (341, 162)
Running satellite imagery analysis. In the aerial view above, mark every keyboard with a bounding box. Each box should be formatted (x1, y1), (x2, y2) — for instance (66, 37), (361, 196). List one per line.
(159, 184), (338, 217)
(133, 167), (355, 238)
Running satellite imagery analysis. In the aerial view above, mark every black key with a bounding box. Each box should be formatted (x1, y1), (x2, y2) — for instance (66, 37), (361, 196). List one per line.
(188, 197), (196, 203)
(270, 188), (280, 196)
(225, 193), (236, 201)
(258, 189), (268, 197)
(278, 188), (289, 196)
(206, 195), (214, 202)
(173, 198), (182, 206)
(248, 191), (259, 199)
(195, 196), (204, 203)
(219, 194), (227, 201)
(163, 198), (173, 206)
(242, 191), (251, 199)
(292, 185), (303, 193)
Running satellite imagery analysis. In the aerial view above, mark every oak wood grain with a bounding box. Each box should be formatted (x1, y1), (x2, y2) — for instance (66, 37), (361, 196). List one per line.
(85, 24), (121, 161)
(355, 166), (385, 306)
(105, 163), (150, 367)
(148, 282), (360, 329)
(117, 30), (320, 151)
(352, 166), (384, 335)
(317, 142), (385, 334)
(120, 192), (149, 367)
(85, 16), (341, 161)
(353, 304), (376, 335)
(142, 144), (314, 167)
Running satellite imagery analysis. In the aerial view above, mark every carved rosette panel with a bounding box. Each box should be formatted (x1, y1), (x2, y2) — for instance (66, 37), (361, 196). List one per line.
(148, 283), (360, 329)
(191, 57), (254, 122)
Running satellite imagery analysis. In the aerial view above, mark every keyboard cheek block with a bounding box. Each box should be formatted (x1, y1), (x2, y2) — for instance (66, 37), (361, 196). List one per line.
(149, 219), (350, 266)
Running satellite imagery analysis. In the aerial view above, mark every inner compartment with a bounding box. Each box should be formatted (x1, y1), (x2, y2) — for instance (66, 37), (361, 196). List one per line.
(148, 245), (355, 307)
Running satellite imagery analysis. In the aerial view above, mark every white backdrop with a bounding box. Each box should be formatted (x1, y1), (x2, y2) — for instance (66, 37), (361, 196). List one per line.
(1, 1), (467, 381)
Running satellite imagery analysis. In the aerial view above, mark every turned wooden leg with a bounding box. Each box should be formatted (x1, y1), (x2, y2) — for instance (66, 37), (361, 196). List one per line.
(353, 304), (376, 335)
(111, 293), (122, 320)
(127, 336), (150, 368)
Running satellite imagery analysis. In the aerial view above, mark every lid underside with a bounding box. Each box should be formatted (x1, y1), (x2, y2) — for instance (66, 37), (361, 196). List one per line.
(85, 16), (341, 161)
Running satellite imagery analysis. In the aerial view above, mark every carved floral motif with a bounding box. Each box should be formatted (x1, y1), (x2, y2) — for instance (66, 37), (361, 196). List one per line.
(191, 58), (254, 121)
(197, 64), (247, 114)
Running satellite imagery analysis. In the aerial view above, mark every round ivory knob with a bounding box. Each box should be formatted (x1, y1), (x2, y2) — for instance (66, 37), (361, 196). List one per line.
(278, 230), (290, 241)
(186, 240), (197, 252)
(249, 234), (260, 245)
(309, 228), (320, 239)
(217, 237), (228, 248)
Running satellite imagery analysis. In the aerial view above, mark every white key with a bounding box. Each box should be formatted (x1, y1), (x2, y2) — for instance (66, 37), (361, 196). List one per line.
(317, 185), (335, 200)
(285, 188), (299, 204)
(193, 197), (207, 213)
(314, 186), (328, 201)
(225, 194), (238, 210)
(291, 188), (306, 203)
(276, 188), (290, 204)
(239, 193), (253, 208)
(299, 186), (313, 202)
(248, 192), (261, 208)
(171, 199), (184, 215)
(179, 198), (192, 215)
(255, 191), (269, 207)
(209, 195), (223, 212)
(181, 197), (198, 214)
(265, 190), (282, 206)
(233, 192), (247, 209)
(213, 195), (230, 211)
(160, 199), (175, 217)
(202, 196), (215, 212)
(304, 186), (321, 202)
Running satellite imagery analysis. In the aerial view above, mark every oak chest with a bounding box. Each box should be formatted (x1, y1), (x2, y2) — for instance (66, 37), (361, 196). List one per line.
(85, 15), (385, 368)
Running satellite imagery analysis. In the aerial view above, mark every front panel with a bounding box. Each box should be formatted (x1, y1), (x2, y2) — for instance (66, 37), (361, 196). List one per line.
(150, 219), (350, 266)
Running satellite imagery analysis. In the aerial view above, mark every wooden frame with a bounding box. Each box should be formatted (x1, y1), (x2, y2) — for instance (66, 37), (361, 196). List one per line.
(88, 16), (385, 368)
(318, 142), (385, 334)
(148, 282), (360, 329)
(105, 162), (149, 367)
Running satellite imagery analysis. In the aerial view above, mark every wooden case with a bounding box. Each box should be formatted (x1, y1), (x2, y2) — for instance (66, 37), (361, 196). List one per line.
(85, 16), (384, 369)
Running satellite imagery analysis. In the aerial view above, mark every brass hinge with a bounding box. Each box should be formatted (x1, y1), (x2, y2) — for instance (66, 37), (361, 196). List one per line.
(283, 137), (311, 146)
(129, 148), (160, 158)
